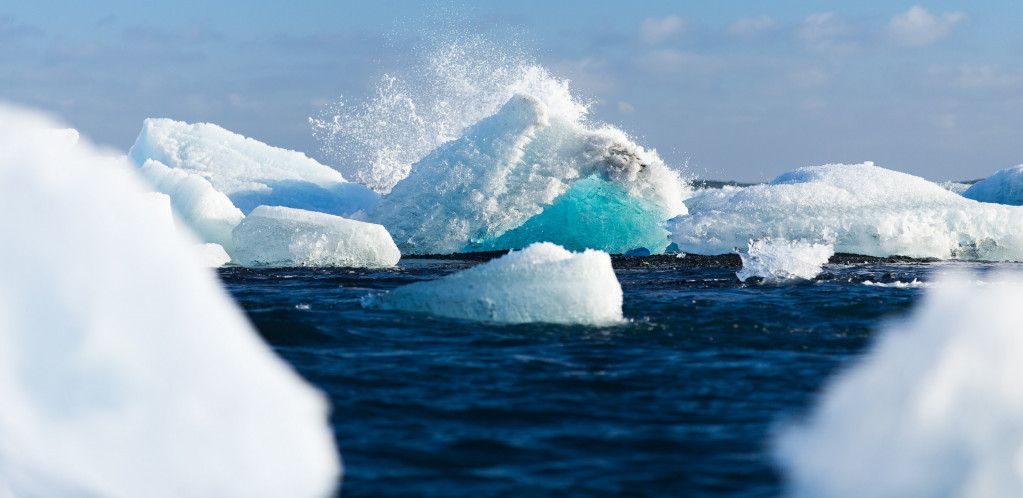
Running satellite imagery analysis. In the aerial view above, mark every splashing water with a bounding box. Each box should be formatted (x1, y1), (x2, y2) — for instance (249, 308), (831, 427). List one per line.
(310, 30), (589, 193)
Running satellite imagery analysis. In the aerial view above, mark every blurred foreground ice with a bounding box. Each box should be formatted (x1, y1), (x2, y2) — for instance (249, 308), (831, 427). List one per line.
(0, 103), (340, 498)
(775, 271), (1023, 497)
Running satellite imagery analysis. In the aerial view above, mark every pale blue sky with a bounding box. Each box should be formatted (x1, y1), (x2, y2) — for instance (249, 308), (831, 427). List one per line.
(3, 1), (1021, 181)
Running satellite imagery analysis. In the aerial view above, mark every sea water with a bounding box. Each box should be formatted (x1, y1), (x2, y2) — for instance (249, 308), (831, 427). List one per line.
(218, 257), (1010, 497)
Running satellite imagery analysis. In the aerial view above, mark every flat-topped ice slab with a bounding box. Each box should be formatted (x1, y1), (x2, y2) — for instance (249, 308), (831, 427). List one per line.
(366, 242), (623, 325)
(233, 205), (400, 268)
(129, 118), (378, 216)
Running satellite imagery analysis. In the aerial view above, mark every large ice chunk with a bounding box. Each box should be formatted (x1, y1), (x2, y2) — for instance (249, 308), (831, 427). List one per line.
(775, 271), (1023, 497)
(129, 118), (378, 216)
(139, 158), (245, 254)
(736, 238), (834, 282)
(670, 162), (1023, 261)
(0, 103), (340, 498)
(962, 165), (1023, 206)
(366, 242), (624, 325)
(369, 94), (688, 255)
(233, 205), (400, 268)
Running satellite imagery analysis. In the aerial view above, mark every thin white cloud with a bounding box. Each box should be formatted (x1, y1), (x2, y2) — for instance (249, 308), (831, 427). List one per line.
(797, 13), (857, 53)
(638, 16), (688, 45)
(955, 65), (1022, 89)
(634, 49), (720, 75)
(887, 6), (965, 47)
(618, 101), (635, 114)
(726, 15), (778, 38)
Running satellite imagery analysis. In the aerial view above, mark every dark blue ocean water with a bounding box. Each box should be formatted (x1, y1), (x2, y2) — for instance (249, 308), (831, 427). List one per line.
(218, 258), (952, 497)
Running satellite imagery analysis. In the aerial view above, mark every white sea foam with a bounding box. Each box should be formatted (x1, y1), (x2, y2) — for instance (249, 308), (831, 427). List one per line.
(366, 242), (624, 325)
(862, 279), (930, 288)
(129, 118), (378, 216)
(775, 271), (1023, 497)
(736, 238), (834, 282)
(0, 103), (339, 498)
(311, 31), (589, 194)
(233, 205), (400, 268)
(670, 162), (1023, 261)
(962, 165), (1023, 206)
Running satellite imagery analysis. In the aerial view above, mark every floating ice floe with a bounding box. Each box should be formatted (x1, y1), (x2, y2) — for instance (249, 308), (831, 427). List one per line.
(129, 118), (378, 216)
(962, 165), (1023, 206)
(139, 158), (245, 255)
(671, 162), (1023, 261)
(369, 93), (688, 255)
(233, 205), (400, 268)
(0, 103), (340, 498)
(736, 238), (834, 283)
(366, 242), (624, 325)
(775, 271), (1023, 497)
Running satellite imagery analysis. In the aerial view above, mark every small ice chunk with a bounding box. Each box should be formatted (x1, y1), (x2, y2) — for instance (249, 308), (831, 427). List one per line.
(129, 118), (378, 216)
(736, 238), (834, 282)
(233, 205), (400, 268)
(774, 271), (1023, 497)
(366, 242), (624, 325)
(962, 165), (1023, 206)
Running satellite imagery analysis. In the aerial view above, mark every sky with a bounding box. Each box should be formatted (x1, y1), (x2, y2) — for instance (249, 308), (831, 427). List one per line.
(3, 1), (1021, 182)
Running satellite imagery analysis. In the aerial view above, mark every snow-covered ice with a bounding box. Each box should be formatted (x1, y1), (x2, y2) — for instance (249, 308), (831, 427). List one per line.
(366, 242), (624, 325)
(0, 103), (340, 498)
(962, 165), (1023, 206)
(775, 271), (1023, 497)
(370, 94), (688, 255)
(129, 118), (378, 216)
(670, 162), (1023, 261)
(736, 238), (834, 282)
(233, 205), (401, 268)
(139, 158), (245, 255)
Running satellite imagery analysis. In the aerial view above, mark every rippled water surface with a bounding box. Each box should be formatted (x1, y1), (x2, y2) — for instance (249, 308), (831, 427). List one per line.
(218, 258), (978, 497)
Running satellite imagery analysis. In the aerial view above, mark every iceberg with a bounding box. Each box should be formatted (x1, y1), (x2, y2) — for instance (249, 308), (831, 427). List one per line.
(670, 162), (1023, 261)
(139, 158), (245, 255)
(0, 103), (340, 498)
(195, 242), (232, 268)
(962, 165), (1023, 206)
(775, 271), (1023, 497)
(233, 205), (401, 268)
(370, 94), (688, 255)
(736, 238), (834, 282)
(366, 242), (624, 325)
(129, 118), (378, 216)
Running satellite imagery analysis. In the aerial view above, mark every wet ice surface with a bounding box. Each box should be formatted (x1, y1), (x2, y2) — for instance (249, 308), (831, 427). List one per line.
(219, 258), (1014, 497)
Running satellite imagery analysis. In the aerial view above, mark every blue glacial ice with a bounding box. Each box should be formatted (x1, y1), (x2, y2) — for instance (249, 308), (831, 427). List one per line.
(775, 271), (1023, 497)
(369, 94), (688, 255)
(670, 162), (1023, 261)
(233, 205), (401, 268)
(736, 238), (834, 283)
(366, 242), (624, 325)
(962, 165), (1023, 206)
(0, 103), (340, 498)
(129, 118), (378, 216)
